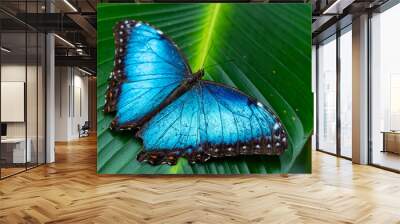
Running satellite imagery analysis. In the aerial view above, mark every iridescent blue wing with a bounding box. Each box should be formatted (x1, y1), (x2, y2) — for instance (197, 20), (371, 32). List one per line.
(137, 81), (288, 165)
(104, 20), (191, 130)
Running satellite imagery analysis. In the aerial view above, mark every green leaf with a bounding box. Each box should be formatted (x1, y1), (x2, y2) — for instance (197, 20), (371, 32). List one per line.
(97, 3), (312, 174)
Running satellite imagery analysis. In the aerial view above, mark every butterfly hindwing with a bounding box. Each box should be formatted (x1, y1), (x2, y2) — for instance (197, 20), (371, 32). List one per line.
(104, 20), (191, 130)
(137, 81), (288, 165)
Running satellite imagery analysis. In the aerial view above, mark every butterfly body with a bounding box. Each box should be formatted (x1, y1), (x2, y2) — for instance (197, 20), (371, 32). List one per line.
(104, 20), (288, 165)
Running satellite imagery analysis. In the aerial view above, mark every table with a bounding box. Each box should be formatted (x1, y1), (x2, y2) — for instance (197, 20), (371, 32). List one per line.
(382, 131), (400, 154)
(1, 138), (31, 163)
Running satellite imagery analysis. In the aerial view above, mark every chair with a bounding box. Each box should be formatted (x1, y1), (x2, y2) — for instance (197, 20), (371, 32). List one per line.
(78, 121), (90, 138)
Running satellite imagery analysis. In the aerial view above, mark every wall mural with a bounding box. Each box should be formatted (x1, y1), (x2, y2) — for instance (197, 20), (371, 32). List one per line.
(97, 3), (313, 174)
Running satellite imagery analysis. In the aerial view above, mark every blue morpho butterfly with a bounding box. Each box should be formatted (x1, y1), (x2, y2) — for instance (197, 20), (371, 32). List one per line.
(104, 20), (288, 166)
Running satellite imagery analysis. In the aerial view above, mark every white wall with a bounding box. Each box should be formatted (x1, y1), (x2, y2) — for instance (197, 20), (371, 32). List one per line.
(71, 73), (89, 138)
(55, 67), (69, 141)
(1, 65), (41, 137)
(54, 67), (89, 141)
(1, 65), (26, 139)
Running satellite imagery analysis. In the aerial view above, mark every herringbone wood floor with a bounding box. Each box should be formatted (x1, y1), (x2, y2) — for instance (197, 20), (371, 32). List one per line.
(1, 136), (400, 224)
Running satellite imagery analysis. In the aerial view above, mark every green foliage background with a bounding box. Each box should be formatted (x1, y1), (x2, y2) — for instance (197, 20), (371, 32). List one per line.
(97, 3), (312, 174)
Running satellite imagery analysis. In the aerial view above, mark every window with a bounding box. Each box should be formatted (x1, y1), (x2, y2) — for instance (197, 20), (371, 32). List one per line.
(312, 46), (317, 150)
(339, 27), (352, 158)
(370, 3), (400, 171)
(0, 1), (47, 179)
(317, 35), (337, 154)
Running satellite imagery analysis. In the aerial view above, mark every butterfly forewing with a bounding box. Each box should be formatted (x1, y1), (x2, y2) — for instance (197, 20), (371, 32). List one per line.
(104, 20), (191, 130)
